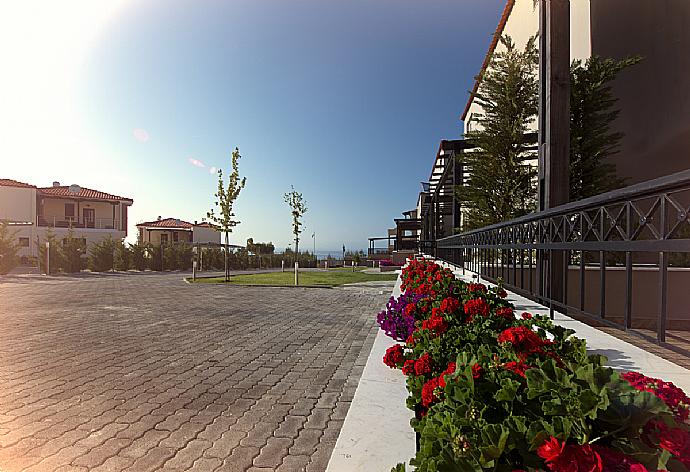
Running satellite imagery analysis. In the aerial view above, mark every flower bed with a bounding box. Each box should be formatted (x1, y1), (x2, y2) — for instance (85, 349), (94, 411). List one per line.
(378, 257), (690, 471)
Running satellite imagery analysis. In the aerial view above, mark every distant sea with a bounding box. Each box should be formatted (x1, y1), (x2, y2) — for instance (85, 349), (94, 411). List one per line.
(274, 249), (365, 258)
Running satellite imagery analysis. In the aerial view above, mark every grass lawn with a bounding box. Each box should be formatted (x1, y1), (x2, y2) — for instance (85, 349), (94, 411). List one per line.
(192, 269), (398, 287)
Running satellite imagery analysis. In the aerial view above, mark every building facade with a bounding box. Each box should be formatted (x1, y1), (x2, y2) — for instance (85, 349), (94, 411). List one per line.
(136, 218), (220, 245)
(463, 0), (690, 186)
(0, 179), (133, 262)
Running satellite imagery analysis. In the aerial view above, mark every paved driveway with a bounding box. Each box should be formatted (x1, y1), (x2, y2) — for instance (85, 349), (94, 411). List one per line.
(0, 272), (391, 472)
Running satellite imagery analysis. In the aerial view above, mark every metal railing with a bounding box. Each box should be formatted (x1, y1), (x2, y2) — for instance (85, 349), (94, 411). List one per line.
(38, 216), (122, 230)
(435, 169), (690, 343)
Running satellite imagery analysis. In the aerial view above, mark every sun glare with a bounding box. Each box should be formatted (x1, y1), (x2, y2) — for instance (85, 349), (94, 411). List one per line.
(0, 1), (132, 178)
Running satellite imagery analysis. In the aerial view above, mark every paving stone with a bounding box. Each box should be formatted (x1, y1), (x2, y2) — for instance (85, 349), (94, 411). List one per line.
(217, 445), (260, 472)
(0, 272), (390, 472)
(289, 429), (323, 456)
(277, 454), (310, 472)
(253, 437), (293, 468)
(274, 415), (307, 439)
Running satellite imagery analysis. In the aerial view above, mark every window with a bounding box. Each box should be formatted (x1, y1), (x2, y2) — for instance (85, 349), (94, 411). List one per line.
(64, 203), (75, 218)
(18, 237), (29, 247)
(160, 234), (168, 244)
(172, 231), (179, 242)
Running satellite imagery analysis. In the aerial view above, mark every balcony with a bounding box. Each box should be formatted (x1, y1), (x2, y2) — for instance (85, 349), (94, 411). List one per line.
(37, 216), (121, 230)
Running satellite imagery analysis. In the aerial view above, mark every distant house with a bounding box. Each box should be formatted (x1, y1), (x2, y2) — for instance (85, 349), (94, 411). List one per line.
(0, 178), (133, 261)
(136, 217), (220, 245)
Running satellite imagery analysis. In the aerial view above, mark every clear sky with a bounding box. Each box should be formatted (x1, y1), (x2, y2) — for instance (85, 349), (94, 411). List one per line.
(1, 0), (504, 253)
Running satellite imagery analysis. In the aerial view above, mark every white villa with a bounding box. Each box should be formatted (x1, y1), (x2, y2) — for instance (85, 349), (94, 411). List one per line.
(136, 217), (220, 245)
(0, 178), (133, 263)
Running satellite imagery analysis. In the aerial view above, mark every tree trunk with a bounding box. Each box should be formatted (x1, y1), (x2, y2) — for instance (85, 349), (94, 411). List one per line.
(295, 238), (299, 265)
(224, 232), (229, 282)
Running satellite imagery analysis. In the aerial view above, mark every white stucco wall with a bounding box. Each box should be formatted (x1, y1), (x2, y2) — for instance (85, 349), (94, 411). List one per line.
(192, 226), (221, 244)
(0, 186), (36, 223)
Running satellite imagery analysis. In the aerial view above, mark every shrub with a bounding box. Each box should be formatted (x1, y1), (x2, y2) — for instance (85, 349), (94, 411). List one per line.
(89, 236), (115, 272)
(0, 222), (19, 275)
(129, 242), (148, 271)
(147, 244), (163, 271)
(383, 258), (690, 472)
(39, 230), (65, 274)
(114, 241), (131, 271)
(61, 231), (86, 273)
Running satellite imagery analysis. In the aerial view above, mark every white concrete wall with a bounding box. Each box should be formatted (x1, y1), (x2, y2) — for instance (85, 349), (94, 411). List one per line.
(0, 186), (36, 223)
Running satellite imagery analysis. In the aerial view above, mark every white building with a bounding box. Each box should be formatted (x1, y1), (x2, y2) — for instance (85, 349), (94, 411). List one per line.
(136, 217), (220, 245)
(0, 179), (133, 263)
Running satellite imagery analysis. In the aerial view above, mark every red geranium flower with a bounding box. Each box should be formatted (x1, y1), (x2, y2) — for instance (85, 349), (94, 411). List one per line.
(439, 297), (460, 314)
(402, 359), (415, 376)
(538, 438), (603, 472)
(421, 377), (440, 407)
(496, 307), (514, 320)
(658, 426), (690, 457)
(421, 315), (448, 336)
(468, 283), (487, 293)
(414, 353), (433, 376)
(537, 436), (565, 463)
(439, 362), (456, 388)
(590, 445), (649, 472)
(521, 312), (533, 320)
(497, 326), (551, 359)
(503, 361), (532, 378)
(464, 298), (490, 320)
(383, 344), (404, 368)
(471, 363), (483, 379)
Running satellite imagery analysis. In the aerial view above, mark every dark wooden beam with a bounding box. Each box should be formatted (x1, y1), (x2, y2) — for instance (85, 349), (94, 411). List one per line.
(538, 0), (570, 307)
(538, 0), (570, 210)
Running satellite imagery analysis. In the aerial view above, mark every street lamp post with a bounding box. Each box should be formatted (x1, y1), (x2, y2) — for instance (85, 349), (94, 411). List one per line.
(312, 232), (316, 268)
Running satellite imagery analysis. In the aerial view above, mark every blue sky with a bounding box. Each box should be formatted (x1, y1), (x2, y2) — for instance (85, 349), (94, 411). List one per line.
(1, 0), (504, 252)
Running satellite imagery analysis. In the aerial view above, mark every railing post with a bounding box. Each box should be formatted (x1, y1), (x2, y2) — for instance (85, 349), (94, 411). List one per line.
(658, 194), (668, 343)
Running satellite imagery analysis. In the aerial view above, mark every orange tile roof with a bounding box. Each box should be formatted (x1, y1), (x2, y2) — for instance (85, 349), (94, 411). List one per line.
(0, 178), (37, 189)
(137, 218), (195, 229)
(38, 186), (133, 203)
(137, 218), (218, 229)
(461, 0), (516, 121)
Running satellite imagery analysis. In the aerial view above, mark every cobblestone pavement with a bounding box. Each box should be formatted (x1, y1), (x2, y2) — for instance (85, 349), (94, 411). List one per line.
(0, 272), (392, 472)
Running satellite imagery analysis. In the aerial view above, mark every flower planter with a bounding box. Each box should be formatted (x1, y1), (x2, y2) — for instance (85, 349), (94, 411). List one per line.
(376, 257), (690, 472)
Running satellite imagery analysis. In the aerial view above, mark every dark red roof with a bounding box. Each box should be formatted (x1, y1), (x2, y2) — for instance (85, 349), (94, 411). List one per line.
(0, 178), (36, 189)
(136, 218), (194, 229)
(461, 0), (516, 121)
(38, 186), (133, 203)
(137, 218), (218, 230)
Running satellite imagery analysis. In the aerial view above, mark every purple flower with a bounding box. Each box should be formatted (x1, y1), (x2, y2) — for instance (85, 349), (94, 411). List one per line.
(376, 291), (425, 341)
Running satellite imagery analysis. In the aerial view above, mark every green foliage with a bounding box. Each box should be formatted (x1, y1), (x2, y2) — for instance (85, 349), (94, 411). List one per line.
(570, 55), (641, 201)
(89, 236), (115, 272)
(113, 241), (131, 271)
(39, 229), (65, 274)
(207, 146), (247, 279)
(129, 241), (148, 271)
(162, 243), (193, 271)
(345, 250), (365, 265)
(458, 35), (539, 230)
(147, 244), (163, 271)
(284, 186), (307, 254)
(246, 238), (275, 255)
(207, 147), (247, 235)
(61, 229), (86, 273)
(0, 222), (19, 275)
(392, 259), (689, 471)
